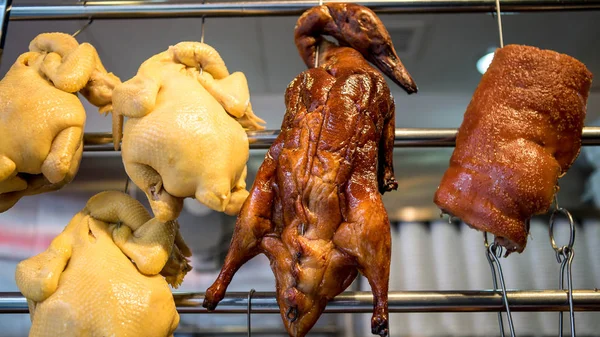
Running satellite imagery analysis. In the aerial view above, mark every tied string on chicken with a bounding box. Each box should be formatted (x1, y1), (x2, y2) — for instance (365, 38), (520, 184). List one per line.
(548, 190), (577, 337)
(72, 1), (93, 38)
(484, 232), (516, 337)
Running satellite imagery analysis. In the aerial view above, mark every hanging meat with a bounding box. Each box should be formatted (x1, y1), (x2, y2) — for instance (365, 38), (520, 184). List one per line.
(0, 32), (120, 212)
(112, 42), (266, 222)
(203, 4), (417, 337)
(434, 45), (592, 254)
(15, 191), (191, 337)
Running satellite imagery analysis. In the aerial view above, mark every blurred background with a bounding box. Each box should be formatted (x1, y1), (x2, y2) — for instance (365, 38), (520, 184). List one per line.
(0, 0), (599, 336)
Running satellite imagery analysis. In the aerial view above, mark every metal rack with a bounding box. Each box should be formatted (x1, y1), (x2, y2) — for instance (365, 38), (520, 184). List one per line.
(2, 290), (600, 314)
(82, 127), (600, 151)
(1, 1), (600, 334)
(6, 1), (600, 21)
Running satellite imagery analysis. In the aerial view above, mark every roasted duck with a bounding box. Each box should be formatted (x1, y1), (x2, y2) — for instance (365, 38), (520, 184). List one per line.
(0, 33), (120, 212)
(434, 45), (592, 254)
(203, 4), (416, 337)
(15, 191), (191, 337)
(112, 42), (265, 222)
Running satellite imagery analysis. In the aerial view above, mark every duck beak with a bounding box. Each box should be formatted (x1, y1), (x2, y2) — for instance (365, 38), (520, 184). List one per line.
(370, 45), (418, 94)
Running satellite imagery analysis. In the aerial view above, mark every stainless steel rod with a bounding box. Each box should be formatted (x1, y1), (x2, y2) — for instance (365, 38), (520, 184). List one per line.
(9, 1), (600, 21)
(82, 127), (600, 151)
(0, 0), (12, 67)
(1, 290), (599, 314)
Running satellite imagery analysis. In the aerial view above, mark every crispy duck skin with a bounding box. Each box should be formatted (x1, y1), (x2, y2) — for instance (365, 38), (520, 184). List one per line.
(434, 45), (592, 254)
(203, 3), (416, 337)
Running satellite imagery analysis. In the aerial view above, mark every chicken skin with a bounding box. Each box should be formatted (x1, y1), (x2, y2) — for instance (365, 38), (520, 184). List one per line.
(112, 42), (265, 222)
(0, 33), (120, 212)
(434, 45), (592, 254)
(15, 191), (191, 337)
(203, 4), (416, 337)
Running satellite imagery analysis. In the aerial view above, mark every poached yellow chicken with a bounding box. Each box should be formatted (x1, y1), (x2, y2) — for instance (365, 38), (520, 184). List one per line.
(112, 42), (265, 222)
(0, 33), (120, 212)
(15, 191), (191, 337)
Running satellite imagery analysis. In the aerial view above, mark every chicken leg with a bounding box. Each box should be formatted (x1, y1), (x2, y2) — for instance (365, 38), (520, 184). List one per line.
(204, 138), (284, 307)
(84, 190), (192, 286)
(40, 126), (82, 184)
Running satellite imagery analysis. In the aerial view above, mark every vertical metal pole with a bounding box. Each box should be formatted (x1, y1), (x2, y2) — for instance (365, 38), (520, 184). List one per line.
(0, 0), (13, 68)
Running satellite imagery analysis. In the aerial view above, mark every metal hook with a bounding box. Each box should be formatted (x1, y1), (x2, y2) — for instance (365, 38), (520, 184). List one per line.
(247, 288), (255, 337)
(200, 16), (206, 43)
(199, 0), (206, 75)
(549, 202), (575, 262)
(549, 196), (576, 337)
(200, 0), (206, 44)
(494, 0), (504, 48)
(314, 0), (324, 68)
(298, 223), (306, 236)
(73, 1), (93, 38)
(286, 305), (299, 323)
(484, 232), (516, 337)
(0, 0), (14, 69)
(72, 17), (93, 38)
(123, 178), (130, 194)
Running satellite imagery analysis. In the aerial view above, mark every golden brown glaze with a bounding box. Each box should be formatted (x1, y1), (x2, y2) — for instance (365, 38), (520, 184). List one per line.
(434, 45), (592, 254)
(203, 4), (416, 337)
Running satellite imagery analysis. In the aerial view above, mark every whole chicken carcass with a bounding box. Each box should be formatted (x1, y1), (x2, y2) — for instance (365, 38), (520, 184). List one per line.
(0, 33), (120, 212)
(15, 191), (192, 337)
(203, 4), (417, 337)
(112, 42), (265, 222)
(434, 45), (592, 254)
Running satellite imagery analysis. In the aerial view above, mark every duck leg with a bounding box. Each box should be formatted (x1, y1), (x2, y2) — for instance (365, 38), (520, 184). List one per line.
(203, 138), (283, 309)
(333, 175), (391, 337)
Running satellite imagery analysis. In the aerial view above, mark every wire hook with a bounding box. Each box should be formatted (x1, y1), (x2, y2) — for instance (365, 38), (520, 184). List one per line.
(549, 194), (576, 337)
(484, 232), (516, 337)
(123, 178), (130, 194)
(72, 17), (93, 38)
(200, 0), (206, 75)
(73, 1), (93, 38)
(247, 288), (255, 337)
(314, 0), (324, 68)
(200, 0), (206, 44)
(494, 0), (504, 48)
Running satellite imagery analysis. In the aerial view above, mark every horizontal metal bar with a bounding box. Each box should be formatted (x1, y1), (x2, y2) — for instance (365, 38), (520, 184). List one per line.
(1, 290), (599, 314)
(175, 326), (339, 335)
(10, 1), (600, 21)
(82, 127), (600, 151)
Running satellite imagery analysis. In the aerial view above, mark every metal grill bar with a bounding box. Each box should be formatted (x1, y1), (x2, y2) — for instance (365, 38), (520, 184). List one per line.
(8, 1), (600, 21)
(0, 0), (12, 66)
(2, 290), (600, 314)
(82, 127), (600, 151)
